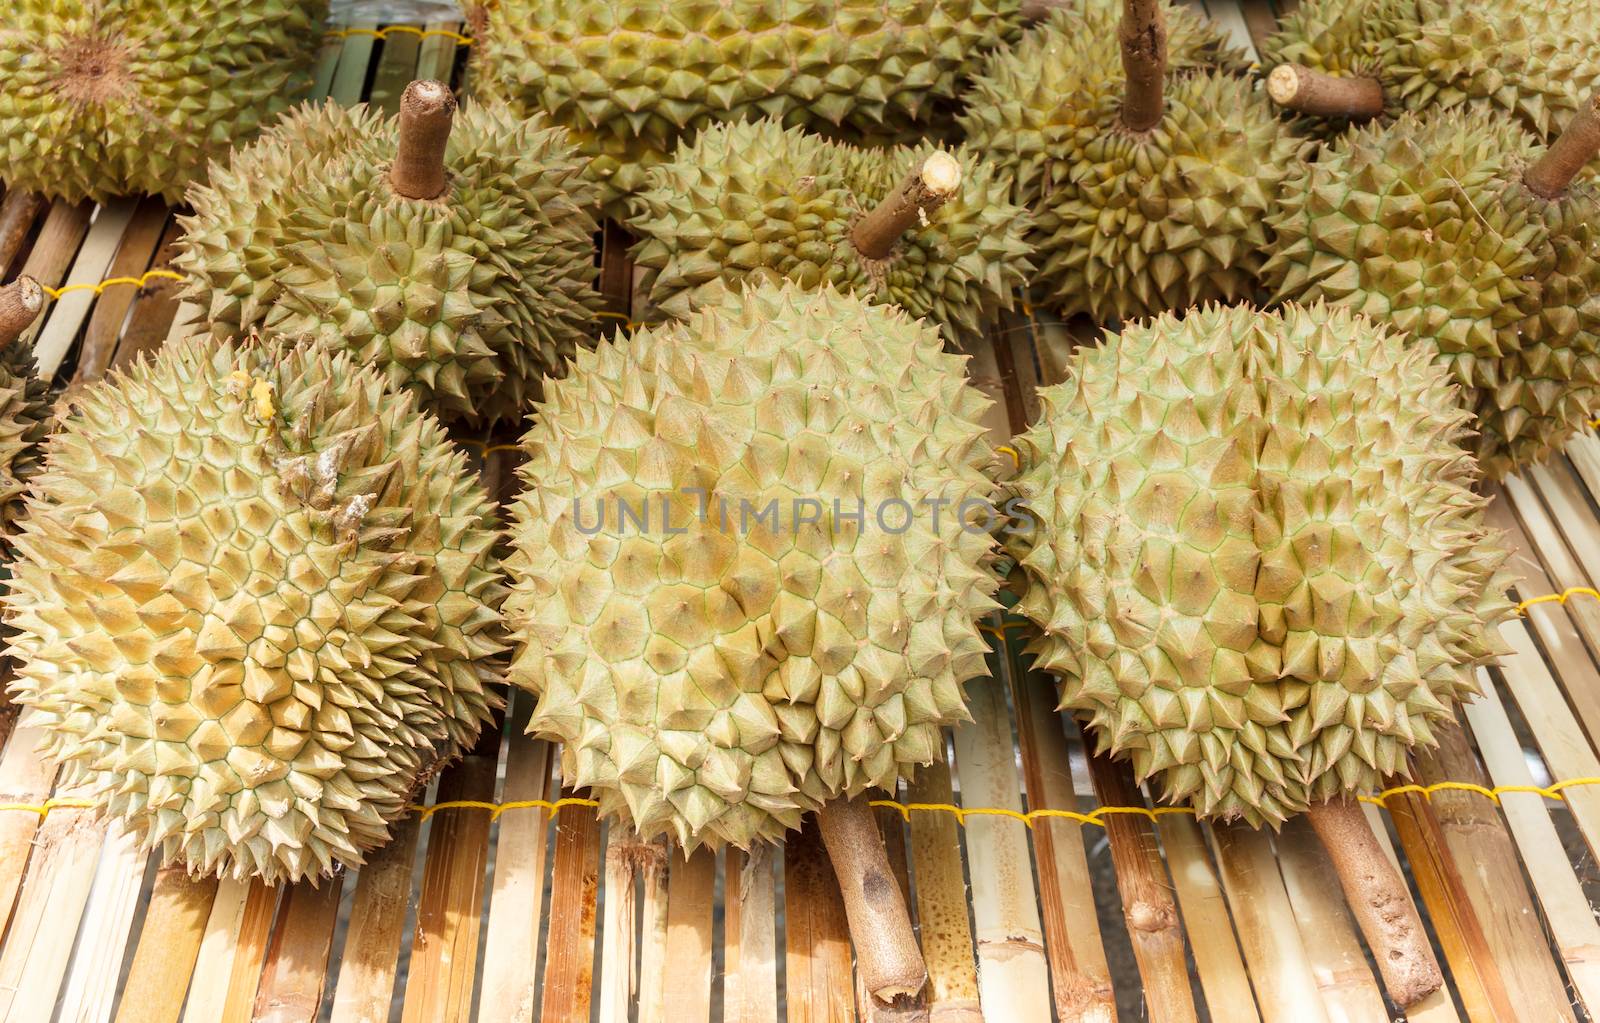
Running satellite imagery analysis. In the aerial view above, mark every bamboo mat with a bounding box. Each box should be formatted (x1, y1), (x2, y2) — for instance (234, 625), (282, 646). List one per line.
(0, 3), (1598, 1021)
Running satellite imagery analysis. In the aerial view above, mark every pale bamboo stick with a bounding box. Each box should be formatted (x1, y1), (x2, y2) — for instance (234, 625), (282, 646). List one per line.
(723, 844), (778, 1023)
(58, 822), (148, 1022)
(1273, 819), (1389, 1022)
(904, 754), (982, 1022)
(1158, 814), (1260, 1021)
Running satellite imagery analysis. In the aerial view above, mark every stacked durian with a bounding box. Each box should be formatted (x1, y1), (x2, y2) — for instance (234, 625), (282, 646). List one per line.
(467, 0), (1027, 210)
(961, 0), (1304, 322)
(628, 118), (1033, 346)
(0, 0), (328, 202)
(0, 280), (51, 539)
(178, 80), (602, 425)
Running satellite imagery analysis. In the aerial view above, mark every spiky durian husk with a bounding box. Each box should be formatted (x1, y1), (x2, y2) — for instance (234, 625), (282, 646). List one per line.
(0, 341), (51, 537)
(176, 100), (602, 425)
(1263, 108), (1600, 477)
(1263, 0), (1600, 139)
(4, 335), (505, 883)
(505, 282), (1000, 849)
(1009, 303), (1513, 825)
(0, 0), (326, 203)
(627, 119), (1033, 348)
(468, 0), (1022, 210)
(959, 3), (1297, 322)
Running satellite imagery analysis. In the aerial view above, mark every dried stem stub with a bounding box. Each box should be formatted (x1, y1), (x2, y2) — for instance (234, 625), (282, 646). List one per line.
(1525, 91), (1600, 199)
(1119, 0), (1168, 132)
(392, 79), (456, 200)
(851, 151), (962, 261)
(1307, 797), (1444, 1007)
(1267, 64), (1385, 120)
(817, 796), (928, 1007)
(0, 276), (44, 346)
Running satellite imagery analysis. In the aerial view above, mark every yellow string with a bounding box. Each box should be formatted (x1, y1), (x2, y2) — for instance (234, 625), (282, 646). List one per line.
(995, 445), (1021, 471)
(1516, 585), (1600, 616)
(41, 270), (184, 301)
(326, 25), (473, 45)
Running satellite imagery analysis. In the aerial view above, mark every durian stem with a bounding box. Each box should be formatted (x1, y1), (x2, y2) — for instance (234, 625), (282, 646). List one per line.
(1266, 64), (1384, 120)
(1525, 92), (1600, 199)
(817, 796), (928, 1007)
(0, 276), (43, 346)
(391, 79), (456, 200)
(1119, 0), (1167, 132)
(851, 152), (963, 261)
(1307, 798), (1443, 1007)
(1019, 0), (1070, 17)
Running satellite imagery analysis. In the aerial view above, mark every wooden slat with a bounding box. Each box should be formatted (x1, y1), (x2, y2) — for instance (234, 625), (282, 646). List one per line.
(400, 727), (502, 1023)
(1084, 749), (1197, 1023)
(903, 755), (982, 1023)
(328, 24), (380, 107)
(60, 824), (149, 1023)
(107, 219), (186, 372)
(114, 868), (220, 1023)
(31, 198), (138, 375)
(636, 836), (671, 1023)
(0, 725), (59, 933)
(476, 726), (555, 1023)
(784, 823), (854, 1023)
(367, 29), (423, 114)
(1011, 662), (1114, 1023)
(1202, 0), (1261, 56)
(540, 801), (604, 1023)
(415, 23), (462, 84)
(327, 816), (421, 1023)
(181, 878), (276, 1023)
(15, 200), (94, 348)
(1272, 820), (1388, 1022)
(1210, 823), (1328, 1023)
(1235, 0), (1283, 55)
(1463, 671), (1600, 1018)
(724, 844), (778, 1023)
(250, 880), (343, 1022)
(662, 847), (717, 1022)
(1159, 814), (1259, 1022)
(951, 654), (1052, 1020)
(74, 198), (171, 385)
(0, 190), (47, 277)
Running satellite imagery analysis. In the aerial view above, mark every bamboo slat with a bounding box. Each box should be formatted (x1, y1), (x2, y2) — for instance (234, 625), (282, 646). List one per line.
(0, 725), (59, 933)
(1272, 820), (1388, 1022)
(1210, 822), (1327, 1023)
(1159, 814), (1259, 1022)
(784, 823), (854, 1023)
(16, 200), (94, 347)
(367, 29), (423, 113)
(115, 869), (220, 1023)
(660, 848), (717, 1023)
(107, 219), (186, 371)
(476, 725), (555, 1023)
(540, 801), (604, 1023)
(903, 754), (982, 1023)
(950, 668), (1052, 1021)
(327, 816), (422, 1023)
(416, 23), (462, 83)
(251, 880), (343, 1022)
(32, 198), (138, 375)
(59, 823), (148, 1023)
(74, 197), (171, 384)
(598, 838), (663, 1023)
(635, 836), (670, 1023)
(0, 190), (47, 277)
(328, 25), (380, 107)
(723, 845), (779, 1023)
(180, 878), (275, 1023)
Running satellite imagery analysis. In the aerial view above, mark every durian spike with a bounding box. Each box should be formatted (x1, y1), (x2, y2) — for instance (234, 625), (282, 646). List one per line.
(1525, 91), (1600, 199)
(0, 276), (43, 346)
(392, 79), (456, 200)
(1266, 64), (1384, 120)
(1119, 0), (1168, 132)
(1307, 797), (1444, 1007)
(851, 152), (962, 261)
(816, 796), (928, 1008)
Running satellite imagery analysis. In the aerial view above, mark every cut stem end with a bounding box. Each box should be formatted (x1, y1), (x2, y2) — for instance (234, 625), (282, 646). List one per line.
(817, 796), (928, 1006)
(850, 152), (963, 261)
(1267, 64), (1384, 120)
(0, 276), (44, 347)
(391, 79), (457, 200)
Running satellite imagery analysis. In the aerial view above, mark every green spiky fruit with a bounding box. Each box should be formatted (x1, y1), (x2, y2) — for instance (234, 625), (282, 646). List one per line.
(0, 0), (326, 203)
(1009, 303), (1512, 824)
(960, 2), (1301, 322)
(176, 99), (602, 425)
(1264, 108), (1600, 477)
(1264, 0), (1600, 138)
(627, 119), (1033, 347)
(5, 335), (505, 882)
(0, 340), (50, 537)
(468, 0), (1022, 209)
(504, 281), (999, 848)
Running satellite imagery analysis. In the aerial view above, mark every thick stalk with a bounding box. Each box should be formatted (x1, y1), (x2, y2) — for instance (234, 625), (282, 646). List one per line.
(816, 796), (927, 1007)
(851, 152), (962, 261)
(1307, 798), (1443, 1007)
(1119, 0), (1167, 132)
(0, 276), (43, 346)
(391, 79), (456, 200)
(1525, 92), (1600, 199)
(1267, 64), (1384, 120)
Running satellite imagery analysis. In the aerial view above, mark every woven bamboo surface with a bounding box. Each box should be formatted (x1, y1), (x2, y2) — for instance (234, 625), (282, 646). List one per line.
(0, 3), (1598, 1021)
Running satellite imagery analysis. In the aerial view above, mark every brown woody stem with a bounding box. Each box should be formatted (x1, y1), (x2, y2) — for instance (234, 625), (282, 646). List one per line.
(1267, 64), (1384, 120)
(1019, 0), (1070, 17)
(851, 152), (962, 261)
(817, 796), (927, 1006)
(1120, 0), (1168, 132)
(391, 79), (456, 200)
(1308, 798), (1443, 1007)
(1525, 92), (1600, 199)
(0, 276), (43, 346)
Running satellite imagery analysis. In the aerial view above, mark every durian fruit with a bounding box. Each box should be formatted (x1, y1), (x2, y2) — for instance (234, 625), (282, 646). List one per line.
(467, 0), (1026, 210)
(4, 333), (505, 883)
(177, 80), (602, 425)
(0, 0), (327, 203)
(1264, 95), (1600, 477)
(960, 0), (1302, 322)
(0, 278), (51, 536)
(505, 280), (999, 1006)
(628, 118), (1033, 347)
(1008, 302), (1512, 1005)
(1264, 0), (1600, 139)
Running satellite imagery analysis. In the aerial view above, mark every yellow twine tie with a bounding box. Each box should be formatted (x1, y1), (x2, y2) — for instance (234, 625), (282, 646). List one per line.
(326, 25), (473, 45)
(42, 269), (184, 301)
